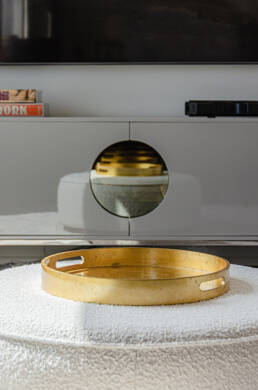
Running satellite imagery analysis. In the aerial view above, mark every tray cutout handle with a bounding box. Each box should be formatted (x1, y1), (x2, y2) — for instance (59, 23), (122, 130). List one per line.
(55, 256), (84, 269)
(44, 250), (86, 270)
(200, 277), (225, 291)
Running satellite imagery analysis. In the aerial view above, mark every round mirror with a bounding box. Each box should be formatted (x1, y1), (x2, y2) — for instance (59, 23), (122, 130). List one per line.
(90, 141), (169, 218)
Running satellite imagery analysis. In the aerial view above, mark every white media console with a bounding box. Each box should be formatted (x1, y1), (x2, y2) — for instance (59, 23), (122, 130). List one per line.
(0, 116), (258, 246)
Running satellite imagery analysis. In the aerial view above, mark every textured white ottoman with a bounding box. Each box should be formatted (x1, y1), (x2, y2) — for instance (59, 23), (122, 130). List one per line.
(0, 263), (258, 390)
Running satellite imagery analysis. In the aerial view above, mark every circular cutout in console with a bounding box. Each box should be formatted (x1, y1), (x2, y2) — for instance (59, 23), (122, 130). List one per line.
(90, 140), (169, 218)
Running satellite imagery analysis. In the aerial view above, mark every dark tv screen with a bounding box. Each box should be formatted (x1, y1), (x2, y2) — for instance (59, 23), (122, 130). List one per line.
(0, 0), (258, 63)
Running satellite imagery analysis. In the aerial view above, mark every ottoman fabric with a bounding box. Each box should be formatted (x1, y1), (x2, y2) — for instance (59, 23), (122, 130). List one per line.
(0, 263), (257, 389)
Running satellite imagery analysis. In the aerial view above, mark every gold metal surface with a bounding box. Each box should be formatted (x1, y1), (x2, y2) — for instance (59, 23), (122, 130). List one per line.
(95, 161), (163, 176)
(94, 140), (165, 177)
(101, 155), (159, 163)
(41, 247), (230, 305)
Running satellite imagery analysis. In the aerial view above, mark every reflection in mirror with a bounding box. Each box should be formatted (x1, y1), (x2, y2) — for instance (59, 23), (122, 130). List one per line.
(90, 141), (169, 218)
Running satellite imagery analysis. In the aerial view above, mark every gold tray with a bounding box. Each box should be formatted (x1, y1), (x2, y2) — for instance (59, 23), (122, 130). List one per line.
(41, 248), (230, 305)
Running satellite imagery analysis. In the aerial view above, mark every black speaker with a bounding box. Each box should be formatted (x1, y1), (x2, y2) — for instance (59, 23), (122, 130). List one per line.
(185, 100), (258, 118)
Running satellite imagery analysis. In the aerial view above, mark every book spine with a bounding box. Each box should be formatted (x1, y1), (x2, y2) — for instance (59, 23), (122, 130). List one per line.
(0, 89), (38, 103)
(0, 104), (45, 116)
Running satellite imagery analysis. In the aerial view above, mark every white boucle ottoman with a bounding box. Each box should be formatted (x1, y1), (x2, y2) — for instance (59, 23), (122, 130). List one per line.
(0, 263), (258, 390)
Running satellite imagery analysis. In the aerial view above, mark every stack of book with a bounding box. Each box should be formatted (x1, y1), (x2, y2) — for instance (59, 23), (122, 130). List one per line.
(0, 89), (47, 117)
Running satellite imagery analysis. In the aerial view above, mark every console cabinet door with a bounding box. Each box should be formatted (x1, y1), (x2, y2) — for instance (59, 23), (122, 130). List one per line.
(130, 121), (258, 238)
(0, 120), (129, 237)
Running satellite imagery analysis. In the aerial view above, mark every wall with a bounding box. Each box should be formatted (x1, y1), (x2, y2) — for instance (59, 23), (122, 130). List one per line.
(0, 65), (258, 116)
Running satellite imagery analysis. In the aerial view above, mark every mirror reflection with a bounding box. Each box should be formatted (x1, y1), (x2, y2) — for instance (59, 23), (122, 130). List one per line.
(90, 141), (169, 218)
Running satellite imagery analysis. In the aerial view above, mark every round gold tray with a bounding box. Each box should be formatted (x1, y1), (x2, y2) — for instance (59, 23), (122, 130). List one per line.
(41, 248), (230, 306)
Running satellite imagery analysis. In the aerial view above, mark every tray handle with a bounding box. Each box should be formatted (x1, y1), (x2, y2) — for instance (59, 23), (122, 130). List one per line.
(43, 250), (86, 270)
(200, 277), (225, 292)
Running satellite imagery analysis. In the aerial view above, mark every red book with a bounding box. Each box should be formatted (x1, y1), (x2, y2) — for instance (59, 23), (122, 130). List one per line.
(0, 103), (45, 116)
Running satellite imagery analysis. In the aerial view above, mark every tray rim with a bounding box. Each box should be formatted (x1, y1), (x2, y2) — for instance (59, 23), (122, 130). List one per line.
(41, 247), (230, 282)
